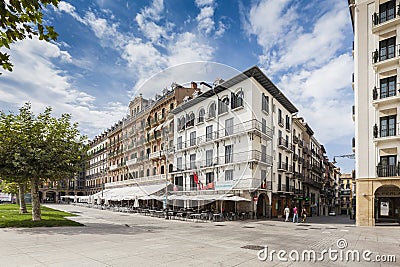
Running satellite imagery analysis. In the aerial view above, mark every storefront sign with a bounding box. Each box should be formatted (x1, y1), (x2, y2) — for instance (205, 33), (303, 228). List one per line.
(380, 201), (389, 216)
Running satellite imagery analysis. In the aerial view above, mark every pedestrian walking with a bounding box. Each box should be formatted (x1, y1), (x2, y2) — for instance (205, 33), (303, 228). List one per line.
(284, 206), (290, 222)
(292, 206), (298, 223)
(301, 207), (307, 223)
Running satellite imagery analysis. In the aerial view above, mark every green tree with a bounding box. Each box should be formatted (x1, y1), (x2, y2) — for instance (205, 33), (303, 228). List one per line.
(0, 179), (30, 213)
(0, 0), (59, 72)
(0, 103), (87, 221)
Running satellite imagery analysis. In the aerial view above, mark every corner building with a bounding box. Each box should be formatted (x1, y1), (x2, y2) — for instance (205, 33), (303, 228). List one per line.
(349, 0), (400, 225)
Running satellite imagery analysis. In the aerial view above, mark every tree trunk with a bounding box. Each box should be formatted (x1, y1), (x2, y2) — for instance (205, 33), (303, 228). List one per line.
(18, 183), (27, 214)
(31, 177), (41, 221)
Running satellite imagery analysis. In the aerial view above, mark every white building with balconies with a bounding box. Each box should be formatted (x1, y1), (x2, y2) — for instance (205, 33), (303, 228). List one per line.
(170, 66), (298, 217)
(350, 0), (400, 225)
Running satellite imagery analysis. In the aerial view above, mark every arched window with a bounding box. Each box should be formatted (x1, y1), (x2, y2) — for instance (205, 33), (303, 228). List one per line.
(232, 89), (244, 108)
(146, 169), (150, 176)
(219, 96), (229, 114)
(198, 108), (205, 123)
(153, 167), (157, 175)
(187, 112), (195, 127)
(180, 116), (186, 130)
(208, 102), (216, 118)
(161, 165), (165, 174)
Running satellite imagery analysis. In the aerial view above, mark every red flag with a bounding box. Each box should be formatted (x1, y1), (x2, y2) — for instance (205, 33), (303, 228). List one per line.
(193, 173), (199, 184)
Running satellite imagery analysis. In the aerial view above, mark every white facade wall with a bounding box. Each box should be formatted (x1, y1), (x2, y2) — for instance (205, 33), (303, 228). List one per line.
(172, 79), (273, 195)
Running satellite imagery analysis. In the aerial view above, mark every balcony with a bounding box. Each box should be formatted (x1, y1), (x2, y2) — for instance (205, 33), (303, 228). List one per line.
(277, 162), (286, 172)
(293, 136), (298, 144)
(372, 85), (400, 107)
(372, 8), (400, 34)
(277, 137), (292, 152)
(373, 123), (400, 143)
(372, 45), (400, 70)
(149, 150), (166, 160)
(298, 139), (303, 148)
(377, 164), (400, 177)
(293, 153), (298, 161)
(176, 119), (273, 151)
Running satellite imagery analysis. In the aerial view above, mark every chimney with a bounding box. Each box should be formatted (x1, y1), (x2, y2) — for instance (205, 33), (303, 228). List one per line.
(191, 82), (198, 89)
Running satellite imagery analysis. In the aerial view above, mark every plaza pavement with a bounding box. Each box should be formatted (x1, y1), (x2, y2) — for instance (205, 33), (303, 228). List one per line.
(0, 204), (399, 267)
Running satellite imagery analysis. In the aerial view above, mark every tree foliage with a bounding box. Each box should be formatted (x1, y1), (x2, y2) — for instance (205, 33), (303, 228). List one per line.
(0, 103), (87, 220)
(0, 0), (59, 72)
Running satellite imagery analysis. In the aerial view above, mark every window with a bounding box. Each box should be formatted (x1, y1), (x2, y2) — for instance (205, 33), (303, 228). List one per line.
(218, 96), (229, 114)
(206, 149), (213, 166)
(225, 170), (234, 181)
(380, 76), (396, 99)
(206, 172), (214, 185)
(225, 118), (234, 136)
(262, 118), (267, 134)
(379, 0), (396, 23)
(170, 103), (174, 110)
(198, 108), (205, 123)
(261, 145), (267, 163)
(160, 165), (165, 174)
(285, 115), (290, 130)
(379, 37), (396, 61)
(231, 89), (244, 109)
(378, 155), (397, 177)
(206, 125), (213, 141)
(190, 174), (196, 190)
(225, 144), (233, 163)
(190, 154), (196, 169)
(278, 153), (282, 168)
(177, 157), (182, 171)
(177, 136), (183, 150)
(146, 169), (150, 176)
(278, 109), (283, 125)
(262, 93), (269, 113)
(278, 174), (282, 191)
(380, 115), (396, 137)
(261, 170), (267, 189)
(208, 102), (216, 118)
(174, 176), (183, 189)
(153, 167), (157, 175)
(190, 131), (196, 146)
(187, 112), (195, 127)
(179, 116), (186, 130)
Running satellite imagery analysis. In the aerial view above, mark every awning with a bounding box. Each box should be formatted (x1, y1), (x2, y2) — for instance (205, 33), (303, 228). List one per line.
(89, 183), (168, 201)
(155, 123), (163, 131)
(148, 126), (157, 135)
(163, 118), (173, 127)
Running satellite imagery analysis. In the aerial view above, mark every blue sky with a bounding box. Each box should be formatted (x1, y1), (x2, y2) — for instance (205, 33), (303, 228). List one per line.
(0, 0), (355, 172)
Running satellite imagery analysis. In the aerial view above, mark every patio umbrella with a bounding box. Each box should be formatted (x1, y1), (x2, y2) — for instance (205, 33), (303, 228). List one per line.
(97, 196), (101, 205)
(134, 196), (139, 208)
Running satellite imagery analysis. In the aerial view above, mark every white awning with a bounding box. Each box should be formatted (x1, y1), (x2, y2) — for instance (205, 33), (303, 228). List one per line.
(148, 126), (157, 135)
(89, 183), (167, 201)
(155, 123), (163, 131)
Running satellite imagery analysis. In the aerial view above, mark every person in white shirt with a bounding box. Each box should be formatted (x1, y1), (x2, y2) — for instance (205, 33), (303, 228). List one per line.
(284, 206), (290, 222)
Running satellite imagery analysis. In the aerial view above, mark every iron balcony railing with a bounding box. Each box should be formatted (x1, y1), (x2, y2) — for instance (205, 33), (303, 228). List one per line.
(372, 44), (400, 64)
(176, 119), (273, 151)
(372, 5), (399, 26)
(372, 85), (400, 100)
(373, 123), (400, 138)
(377, 164), (400, 177)
(172, 150), (273, 172)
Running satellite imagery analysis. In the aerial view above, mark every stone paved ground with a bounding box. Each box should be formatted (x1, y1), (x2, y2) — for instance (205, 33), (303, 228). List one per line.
(0, 204), (399, 267)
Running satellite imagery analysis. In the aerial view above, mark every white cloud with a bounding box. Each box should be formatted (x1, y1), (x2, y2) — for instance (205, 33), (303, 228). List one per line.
(0, 37), (126, 137)
(196, 6), (215, 34)
(278, 54), (354, 144)
(245, 0), (354, 150)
